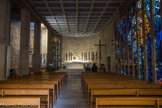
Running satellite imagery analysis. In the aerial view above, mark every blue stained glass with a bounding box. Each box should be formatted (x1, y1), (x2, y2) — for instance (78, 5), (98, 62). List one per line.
(137, 0), (144, 79)
(128, 9), (132, 76)
(132, 4), (138, 78)
(115, 23), (120, 73)
(123, 16), (127, 75)
(153, 0), (162, 83)
(116, 20), (122, 74)
(144, 0), (153, 81)
(120, 17), (124, 74)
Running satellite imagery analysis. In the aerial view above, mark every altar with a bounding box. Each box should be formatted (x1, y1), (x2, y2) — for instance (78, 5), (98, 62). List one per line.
(61, 62), (90, 69)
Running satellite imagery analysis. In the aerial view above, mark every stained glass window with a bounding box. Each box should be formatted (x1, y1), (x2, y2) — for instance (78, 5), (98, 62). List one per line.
(137, 0), (144, 79)
(120, 18), (124, 74)
(123, 16), (127, 75)
(128, 9), (132, 76)
(153, 0), (162, 82)
(115, 22), (120, 73)
(116, 21), (122, 74)
(144, 0), (152, 81)
(115, 0), (162, 83)
(123, 15), (128, 76)
(132, 4), (138, 77)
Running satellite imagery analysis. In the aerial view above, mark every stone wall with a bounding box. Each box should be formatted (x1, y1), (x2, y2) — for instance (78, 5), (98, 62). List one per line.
(41, 28), (48, 54)
(99, 10), (119, 73)
(10, 22), (35, 75)
(10, 21), (21, 75)
(61, 34), (100, 65)
(41, 28), (48, 66)
(61, 10), (120, 72)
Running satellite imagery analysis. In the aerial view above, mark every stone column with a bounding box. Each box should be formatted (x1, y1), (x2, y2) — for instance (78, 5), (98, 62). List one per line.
(0, 0), (10, 80)
(19, 8), (31, 75)
(33, 21), (41, 72)
(47, 30), (53, 65)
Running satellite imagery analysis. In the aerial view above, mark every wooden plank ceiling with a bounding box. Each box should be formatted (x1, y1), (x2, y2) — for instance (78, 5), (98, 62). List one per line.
(29, 0), (124, 37)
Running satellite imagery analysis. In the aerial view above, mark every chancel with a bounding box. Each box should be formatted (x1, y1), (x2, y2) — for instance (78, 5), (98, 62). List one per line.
(0, 0), (162, 108)
(62, 51), (91, 69)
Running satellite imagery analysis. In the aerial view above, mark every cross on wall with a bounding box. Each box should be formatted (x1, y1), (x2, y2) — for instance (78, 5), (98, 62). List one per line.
(94, 40), (106, 65)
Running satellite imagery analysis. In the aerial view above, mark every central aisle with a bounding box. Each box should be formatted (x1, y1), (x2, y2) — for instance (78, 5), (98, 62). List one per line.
(54, 73), (89, 108)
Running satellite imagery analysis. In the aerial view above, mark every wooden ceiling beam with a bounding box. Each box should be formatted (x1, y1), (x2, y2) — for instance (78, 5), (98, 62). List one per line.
(83, 0), (95, 34)
(31, 1), (123, 3)
(15, 0), (60, 35)
(76, 0), (79, 37)
(28, 0), (125, 37)
(60, 0), (70, 33)
(91, 1), (110, 33)
(39, 11), (113, 14)
(36, 6), (119, 9)
(44, 0), (61, 32)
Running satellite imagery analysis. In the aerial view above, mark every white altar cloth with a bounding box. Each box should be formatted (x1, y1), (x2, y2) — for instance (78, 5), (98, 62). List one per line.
(61, 62), (90, 69)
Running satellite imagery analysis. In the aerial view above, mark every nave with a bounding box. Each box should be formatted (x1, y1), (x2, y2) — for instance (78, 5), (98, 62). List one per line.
(0, 70), (162, 108)
(54, 73), (89, 108)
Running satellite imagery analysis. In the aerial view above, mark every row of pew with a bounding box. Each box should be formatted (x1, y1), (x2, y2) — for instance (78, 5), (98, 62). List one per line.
(0, 72), (67, 108)
(82, 72), (162, 108)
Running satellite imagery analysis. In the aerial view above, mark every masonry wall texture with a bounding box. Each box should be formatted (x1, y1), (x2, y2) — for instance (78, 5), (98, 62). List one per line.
(61, 10), (120, 72)
(61, 34), (100, 65)
(99, 10), (119, 73)
(10, 22), (34, 75)
(41, 28), (48, 67)
(10, 22), (21, 75)
(41, 28), (48, 54)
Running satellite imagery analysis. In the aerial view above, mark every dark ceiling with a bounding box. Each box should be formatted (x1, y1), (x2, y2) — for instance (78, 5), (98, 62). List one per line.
(29, 0), (124, 37)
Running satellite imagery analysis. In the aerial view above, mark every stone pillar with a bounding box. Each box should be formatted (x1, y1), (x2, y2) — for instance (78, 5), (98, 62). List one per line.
(47, 30), (53, 65)
(0, 0), (10, 80)
(10, 22), (21, 75)
(19, 8), (31, 75)
(33, 22), (41, 72)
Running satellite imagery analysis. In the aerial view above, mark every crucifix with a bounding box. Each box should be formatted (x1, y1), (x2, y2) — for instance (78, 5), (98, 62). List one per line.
(94, 40), (106, 65)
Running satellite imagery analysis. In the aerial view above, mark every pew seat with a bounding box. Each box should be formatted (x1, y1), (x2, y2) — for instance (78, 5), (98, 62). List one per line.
(96, 97), (162, 108)
(91, 89), (162, 108)
(2, 89), (51, 108)
(0, 97), (41, 108)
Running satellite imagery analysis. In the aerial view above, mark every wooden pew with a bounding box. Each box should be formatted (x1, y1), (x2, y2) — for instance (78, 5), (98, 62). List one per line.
(87, 84), (124, 102)
(87, 83), (161, 102)
(84, 79), (148, 94)
(18, 84), (56, 105)
(2, 89), (51, 108)
(96, 97), (162, 108)
(9, 77), (62, 91)
(9, 72), (67, 91)
(91, 89), (162, 108)
(28, 80), (59, 97)
(125, 84), (162, 89)
(0, 84), (18, 89)
(0, 97), (41, 108)
(0, 83), (56, 105)
(0, 72), (67, 108)
(0, 80), (59, 98)
(82, 72), (162, 108)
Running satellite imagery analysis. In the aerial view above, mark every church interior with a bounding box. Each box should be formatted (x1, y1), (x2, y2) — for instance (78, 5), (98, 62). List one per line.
(0, 0), (162, 108)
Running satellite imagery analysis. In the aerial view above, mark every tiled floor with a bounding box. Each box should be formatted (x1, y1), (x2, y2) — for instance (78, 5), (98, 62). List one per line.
(53, 73), (89, 108)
